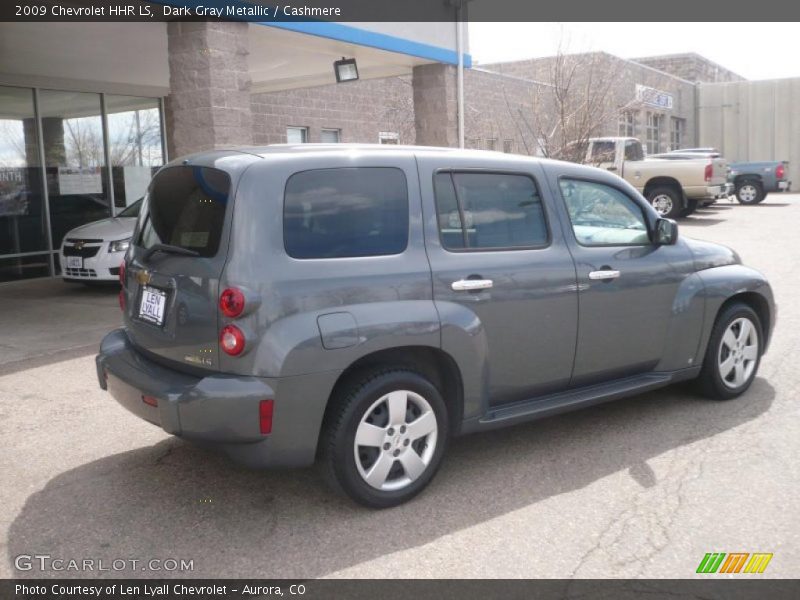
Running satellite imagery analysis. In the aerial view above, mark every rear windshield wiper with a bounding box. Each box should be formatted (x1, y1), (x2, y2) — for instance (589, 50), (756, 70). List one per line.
(142, 243), (200, 262)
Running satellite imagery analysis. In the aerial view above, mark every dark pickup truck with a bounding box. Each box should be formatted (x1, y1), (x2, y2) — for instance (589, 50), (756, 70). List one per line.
(660, 150), (791, 204)
(728, 161), (791, 204)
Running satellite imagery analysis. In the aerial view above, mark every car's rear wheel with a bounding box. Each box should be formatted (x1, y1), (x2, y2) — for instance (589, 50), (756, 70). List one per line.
(735, 180), (765, 205)
(696, 302), (762, 400)
(320, 368), (448, 508)
(647, 186), (683, 219)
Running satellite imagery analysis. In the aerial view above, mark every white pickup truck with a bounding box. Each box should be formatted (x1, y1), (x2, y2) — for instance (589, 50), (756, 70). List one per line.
(582, 137), (732, 218)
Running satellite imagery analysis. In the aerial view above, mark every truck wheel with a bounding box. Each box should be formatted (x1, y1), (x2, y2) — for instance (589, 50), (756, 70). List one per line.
(320, 368), (449, 508)
(695, 302), (762, 400)
(679, 198), (698, 217)
(647, 186), (683, 219)
(735, 180), (765, 205)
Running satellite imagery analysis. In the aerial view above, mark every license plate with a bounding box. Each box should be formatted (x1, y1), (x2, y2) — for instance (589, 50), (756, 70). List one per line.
(138, 286), (167, 326)
(66, 256), (82, 269)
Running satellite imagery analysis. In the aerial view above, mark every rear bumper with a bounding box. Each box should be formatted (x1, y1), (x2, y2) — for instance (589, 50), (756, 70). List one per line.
(96, 328), (338, 468)
(778, 180), (791, 191)
(687, 183), (732, 201)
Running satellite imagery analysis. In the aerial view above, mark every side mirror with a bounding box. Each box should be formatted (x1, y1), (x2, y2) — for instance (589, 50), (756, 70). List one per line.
(655, 218), (678, 245)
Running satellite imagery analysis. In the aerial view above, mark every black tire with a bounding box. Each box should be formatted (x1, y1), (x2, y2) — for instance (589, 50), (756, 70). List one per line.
(646, 186), (683, 219)
(679, 198), (698, 217)
(696, 302), (763, 400)
(735, 180), (765, 205)
(320, 368), (449, 508)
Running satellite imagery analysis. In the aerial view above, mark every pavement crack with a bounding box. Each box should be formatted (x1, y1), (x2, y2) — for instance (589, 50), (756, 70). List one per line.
(154, 442), (177, 466)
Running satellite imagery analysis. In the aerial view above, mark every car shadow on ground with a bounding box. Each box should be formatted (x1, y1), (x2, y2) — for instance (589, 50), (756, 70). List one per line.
(742, 202), (791, 208)
(6, 378), (774, 579)
(680, 215), (726, 227)
(699, 203), (735, 210)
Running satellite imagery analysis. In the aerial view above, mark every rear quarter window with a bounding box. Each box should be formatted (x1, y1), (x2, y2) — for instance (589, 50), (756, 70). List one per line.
(283, 167), (409, 259)
(138, 166), (231, 258)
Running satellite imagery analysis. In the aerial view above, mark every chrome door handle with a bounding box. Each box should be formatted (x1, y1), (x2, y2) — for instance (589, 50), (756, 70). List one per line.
(589, 270), (620, 280)
(451, 279), (493, 291)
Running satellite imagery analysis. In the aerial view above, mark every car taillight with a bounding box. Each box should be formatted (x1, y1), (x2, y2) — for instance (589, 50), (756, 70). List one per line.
(118, 289), (126, 312)
(259, 399), (274, 434)
(776, 164), (785, 179)
(704, 163), (713, 182)
(219, 287), (245, 318)
(220, 324), (245, 356)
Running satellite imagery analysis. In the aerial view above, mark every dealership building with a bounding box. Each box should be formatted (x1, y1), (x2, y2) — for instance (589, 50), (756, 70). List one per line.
(1, 17), (798, 283)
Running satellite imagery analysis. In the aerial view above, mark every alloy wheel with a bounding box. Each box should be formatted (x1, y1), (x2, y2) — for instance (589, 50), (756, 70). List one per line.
(353, 390), (438, 491)
(717, 317), (759, 389)
(651, 194), (673, 216)
(738, 184), (758, 203)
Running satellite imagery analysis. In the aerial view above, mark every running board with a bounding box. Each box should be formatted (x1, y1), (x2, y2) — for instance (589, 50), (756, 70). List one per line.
(471, 369), (699, 432)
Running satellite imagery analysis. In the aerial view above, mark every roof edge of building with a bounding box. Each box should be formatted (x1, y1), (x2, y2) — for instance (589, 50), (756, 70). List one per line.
(468, 66), (555, 89)
(630, 52), (746, 81)
(479, 50), (698, 87)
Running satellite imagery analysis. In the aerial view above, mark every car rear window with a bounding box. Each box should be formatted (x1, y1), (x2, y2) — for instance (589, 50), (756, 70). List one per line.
(138, 166), (230, 258)
(284, 167), (409, 259)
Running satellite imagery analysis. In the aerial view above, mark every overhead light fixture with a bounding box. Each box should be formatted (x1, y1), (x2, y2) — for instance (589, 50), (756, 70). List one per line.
(334, 57), (359, 83)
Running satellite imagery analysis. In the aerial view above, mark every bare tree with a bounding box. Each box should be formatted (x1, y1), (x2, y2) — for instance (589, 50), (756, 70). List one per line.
(506, 42), (641, 164)
(379, 76), (416, 144)
(64, 117), (104, 167)
(0, 121), (27, 167)
(108, 109), (162, 166)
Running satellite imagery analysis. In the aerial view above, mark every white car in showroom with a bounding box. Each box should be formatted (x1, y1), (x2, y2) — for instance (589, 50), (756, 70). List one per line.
(60, 198), (141, 283)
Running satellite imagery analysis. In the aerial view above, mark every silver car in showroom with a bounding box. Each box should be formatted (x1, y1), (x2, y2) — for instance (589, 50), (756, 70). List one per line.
(60, 198), (141, 283)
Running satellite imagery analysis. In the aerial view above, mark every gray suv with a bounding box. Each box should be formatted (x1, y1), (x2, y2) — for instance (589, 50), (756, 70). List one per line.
(96, 145), (775, 507)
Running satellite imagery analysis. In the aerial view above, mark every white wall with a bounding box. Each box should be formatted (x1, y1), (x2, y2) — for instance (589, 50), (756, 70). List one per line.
(699, 78), (800, 184)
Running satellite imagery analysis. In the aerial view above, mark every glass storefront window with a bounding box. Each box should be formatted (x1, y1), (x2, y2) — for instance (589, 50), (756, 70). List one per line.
(105, 95), (163, 210)
(0, 86), (164, 281)
(0, 254), (50, 283)
(38, 90), (110, 251)
(0, 86), (47, 263)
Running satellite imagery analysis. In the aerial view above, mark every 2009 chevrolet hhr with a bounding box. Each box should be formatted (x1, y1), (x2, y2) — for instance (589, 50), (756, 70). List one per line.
(97, 145), (775, 507)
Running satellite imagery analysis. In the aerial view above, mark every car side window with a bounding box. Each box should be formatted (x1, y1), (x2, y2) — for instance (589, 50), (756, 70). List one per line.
(591, 141), (616, 163)
(559, 179), (650, 246)
(284, 167), (408, 259)
(433, 171), (548, 251)
(624, 140), (643, 161)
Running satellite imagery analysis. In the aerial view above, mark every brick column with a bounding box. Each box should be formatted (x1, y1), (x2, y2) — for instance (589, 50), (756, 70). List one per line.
(412, 64), (459, 148)
(166, 21), (252, 158)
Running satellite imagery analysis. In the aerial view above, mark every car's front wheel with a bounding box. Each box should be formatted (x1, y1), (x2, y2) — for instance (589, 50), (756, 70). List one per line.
(696, 302), (762, 400)
(320, 369), (448, 508)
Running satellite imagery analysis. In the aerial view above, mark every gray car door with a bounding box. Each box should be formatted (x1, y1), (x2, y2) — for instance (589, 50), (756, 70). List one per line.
(417, 155), (578, 407)
(544, 167), (693, 387)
